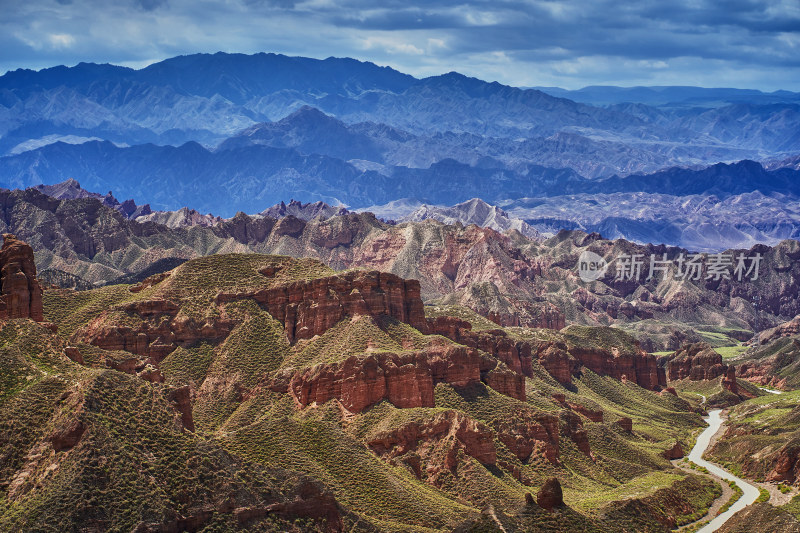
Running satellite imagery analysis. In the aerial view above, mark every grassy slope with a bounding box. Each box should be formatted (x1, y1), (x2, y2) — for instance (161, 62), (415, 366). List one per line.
(707, 390), (800, 482)
(26, 253), (726, 531)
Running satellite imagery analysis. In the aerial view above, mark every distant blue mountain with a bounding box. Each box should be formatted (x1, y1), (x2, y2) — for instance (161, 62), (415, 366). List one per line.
(533, 85), (800, 107)
(2, 51), (798, 171)
(0, 133), (796, 217)
(581, 160), (800, 197)
(1, 50), (800, 246)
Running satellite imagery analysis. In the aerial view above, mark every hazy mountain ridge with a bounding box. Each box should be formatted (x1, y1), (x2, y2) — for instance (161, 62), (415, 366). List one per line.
(2, 114), (798, 216)
(398, 198), (542, 240)
(7, 157), (800, 252)
(3, 52), (800, 253)
(2, 52), (798, 175)
(534, 85), (800, 107)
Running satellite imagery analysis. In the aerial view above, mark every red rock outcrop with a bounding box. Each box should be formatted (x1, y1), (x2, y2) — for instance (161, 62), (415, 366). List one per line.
(534, 344), (579, 385)
(217, 270), (428, 343)
(288, 344), (495, 412)
(288, 342), (529, 411)
(427, 317), (536, 378)
(722, 366), (739, 394)
(663, 441), (684, 460)
(168, 385), (195, 432)
(137, 365), (164, 383)
(0, 234), (43, 321)
(721, 365), (757, 399)
(568, 344), (665, 390)
(428, 316), (576, 385)
(616, 417), (633, 433)
(50, 419), (86, 452)
(736, 362), (788, 388)
(483, 364), (526, 401)
(667, 343), (728, 381)
(766, 442), (800, 483)
(560, 410), (593, 458)
(567, 402), (603, 423)
(428, 315), (666, 390)
(537, 477), (564, 510)
(493, 412), (559, 464)
(77, 302), (235, 362)
(63, 346), (84, 364)
(367, 410), (496, 485)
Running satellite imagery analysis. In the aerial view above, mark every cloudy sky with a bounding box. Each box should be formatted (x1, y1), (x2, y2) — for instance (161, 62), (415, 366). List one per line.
(1, 0), (799, 90)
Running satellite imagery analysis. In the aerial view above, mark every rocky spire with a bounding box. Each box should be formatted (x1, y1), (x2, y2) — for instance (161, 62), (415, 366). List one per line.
(0, 234), (44, 321)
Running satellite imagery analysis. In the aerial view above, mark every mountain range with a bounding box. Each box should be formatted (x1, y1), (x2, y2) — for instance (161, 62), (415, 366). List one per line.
(2, 52), (799, 168)
(4, 181), (800, 356)
(2, 52), (800, 251)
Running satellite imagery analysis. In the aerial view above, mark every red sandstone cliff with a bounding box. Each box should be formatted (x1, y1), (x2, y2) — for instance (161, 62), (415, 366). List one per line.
(367, 410), (497, 485)
(78, 262), (669, 411)
(217, 269), (428, 342)
(666, 343), (728, 381)
(0, 234), (43, 321)
(427, 315), (665, 391)
(280, 343), (526, 412)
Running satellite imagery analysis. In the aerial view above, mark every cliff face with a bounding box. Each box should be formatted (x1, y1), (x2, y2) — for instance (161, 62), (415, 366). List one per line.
(217, 269), (428, 343)
(284, 345), (484, 412)
(568, 345), (665, 390)
(280, 343), (529, 411)
(78, 298), (236, 363)
(0, 234), (43, 322)
(666, 343), (728, 381)
(367, 410), (498, 486)
(427, 315), (665, 391)
(75, 258), (674, 401)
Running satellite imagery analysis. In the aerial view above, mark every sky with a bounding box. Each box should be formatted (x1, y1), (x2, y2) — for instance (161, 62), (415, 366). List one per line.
(1, 0), (799, 90)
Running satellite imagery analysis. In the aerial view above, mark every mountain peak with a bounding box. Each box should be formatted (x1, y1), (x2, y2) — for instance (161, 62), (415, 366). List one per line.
(280, 105), (341, 125)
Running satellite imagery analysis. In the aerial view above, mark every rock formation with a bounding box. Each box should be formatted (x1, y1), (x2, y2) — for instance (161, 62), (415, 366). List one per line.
(663, 442), (684, 460)
(0, 234), (43, 321)
(284, 344), (527, 412)
(428, 316), (665, 390)
(560, 410), (593, 457)
(78, 299), (235, 362)
(537, 477), (564, 510)
(616, 417), (633, 433)
(168, 386), (195, 432)
(50, 419), (86, 452)
(217, 270), (428, 343)
(367, 410), (496, 484)
(493, 412), (559, 464)
(666, 343), (728, 381)
(567, 343), (665, 390)
(766, 442), (800, 484)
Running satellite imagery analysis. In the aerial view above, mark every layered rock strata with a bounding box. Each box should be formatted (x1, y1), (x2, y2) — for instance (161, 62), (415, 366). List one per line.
(0, 234), (43, 321)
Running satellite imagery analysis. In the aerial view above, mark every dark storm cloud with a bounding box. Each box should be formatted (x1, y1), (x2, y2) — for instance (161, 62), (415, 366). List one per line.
(0, 0), (798, 90)
(136, 0), (167, 11)
(324, 0), (800, 66)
